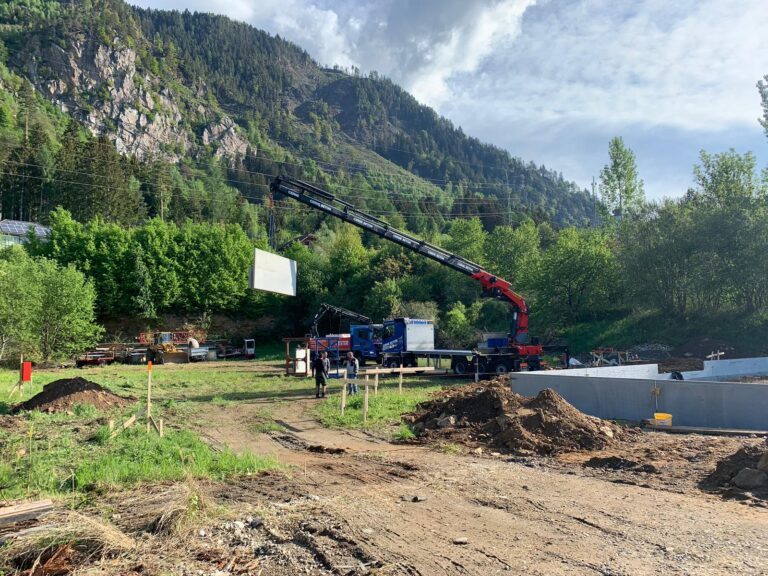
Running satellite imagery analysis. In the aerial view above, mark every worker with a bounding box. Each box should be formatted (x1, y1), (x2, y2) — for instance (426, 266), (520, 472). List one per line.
(345, 352), (359, 395)
(312, 351), (329, 398)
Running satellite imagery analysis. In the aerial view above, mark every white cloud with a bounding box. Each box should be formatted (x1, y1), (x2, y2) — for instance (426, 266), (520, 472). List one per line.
(444, 0), (768, 132)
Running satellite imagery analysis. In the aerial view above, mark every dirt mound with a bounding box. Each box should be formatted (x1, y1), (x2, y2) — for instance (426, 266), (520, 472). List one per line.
(404, 379), (623, 455)
(702, 444), (768, 499)
(13, 377), (133, 413)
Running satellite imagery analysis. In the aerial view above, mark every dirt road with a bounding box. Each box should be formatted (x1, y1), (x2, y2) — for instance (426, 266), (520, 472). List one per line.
(195, 394), (768, 576)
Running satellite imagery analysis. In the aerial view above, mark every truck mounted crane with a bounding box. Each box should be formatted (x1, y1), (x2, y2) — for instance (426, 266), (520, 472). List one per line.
(271, 176), (546, 373)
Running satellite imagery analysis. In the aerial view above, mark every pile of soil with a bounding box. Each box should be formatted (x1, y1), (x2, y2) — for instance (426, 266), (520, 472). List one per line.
(12, 377), (133, 413)
(702, 444), (768, 498)
(404, 378), (624, 455)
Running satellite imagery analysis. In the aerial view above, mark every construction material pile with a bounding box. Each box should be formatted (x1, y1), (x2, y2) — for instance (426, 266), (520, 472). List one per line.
(404, 378), (623, 455)
(12, 377), (133, 414)
(704, 444), (768, 496)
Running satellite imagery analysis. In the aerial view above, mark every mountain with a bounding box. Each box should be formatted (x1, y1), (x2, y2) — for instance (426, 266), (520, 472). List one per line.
(0, 0), (595, 236)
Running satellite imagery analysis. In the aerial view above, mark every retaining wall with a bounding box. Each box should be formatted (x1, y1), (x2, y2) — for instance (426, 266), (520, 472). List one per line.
(509, 373), (768, 430)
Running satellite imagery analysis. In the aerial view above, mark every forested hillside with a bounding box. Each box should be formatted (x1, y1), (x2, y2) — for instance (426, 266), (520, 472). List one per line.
(0, 0), (594, 234)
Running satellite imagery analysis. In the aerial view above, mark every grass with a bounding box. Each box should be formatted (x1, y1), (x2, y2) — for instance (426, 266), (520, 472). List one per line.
(315, 377), (449, 430)
(0, 406), (278, 500)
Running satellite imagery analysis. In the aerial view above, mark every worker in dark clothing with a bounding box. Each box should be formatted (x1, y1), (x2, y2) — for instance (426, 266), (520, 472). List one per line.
(312, 351), (329, 398)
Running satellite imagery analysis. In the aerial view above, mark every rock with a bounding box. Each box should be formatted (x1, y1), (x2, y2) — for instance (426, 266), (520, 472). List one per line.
(757, 451), (768, 472)
(599, 426), (614, 439)
(473, 447), (484, 455)
(249, 517), (264, 528)
(402, 494), (426, 502)
(362, 528), (374, 535)
(732, 468), (768, 490)
(198, 529), (207, 538)
(233, 521), (245, 530)
(437, 415), (456, 428)
(452, 537), (469, 545)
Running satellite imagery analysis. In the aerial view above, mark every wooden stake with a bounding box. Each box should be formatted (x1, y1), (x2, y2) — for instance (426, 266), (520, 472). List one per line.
(341, 376), (348, 416)
(108, 419), (115, 433)
(374, 373), (379, 396)
(363, 383), (369, 423)
(399, 362), (404, 395)
(159, 419), (164, 437)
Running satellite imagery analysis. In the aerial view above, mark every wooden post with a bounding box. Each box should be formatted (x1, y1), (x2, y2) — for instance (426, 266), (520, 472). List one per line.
(18, 354), (23, 397)
(363, 382), (369, 423)
(158, 419), (164, 437)
(475, 357), (479, 383)
(146, 361), (153, 433)
(399, 362), (404, 395)
(374, 373), (379, 396)
(341, 375), (348, 415)
(108, 419), (115, 433)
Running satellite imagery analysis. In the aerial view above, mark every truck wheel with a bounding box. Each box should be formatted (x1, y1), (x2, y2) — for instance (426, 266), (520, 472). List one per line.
(527, 356), (541, 371)
(385, 358), (400, 369)
(493, 361), (510, 375)
(452, 357), (470, 375)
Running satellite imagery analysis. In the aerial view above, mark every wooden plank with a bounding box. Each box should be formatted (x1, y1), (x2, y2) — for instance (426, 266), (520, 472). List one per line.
(359, 366), (436, 375)
(643, 423), (768, 436)
(0, 500), (54, 526)
(109, 414), (137, 439)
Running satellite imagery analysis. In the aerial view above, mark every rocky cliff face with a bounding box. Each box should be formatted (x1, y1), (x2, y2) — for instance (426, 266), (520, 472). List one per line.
(21, 38), (250, 162)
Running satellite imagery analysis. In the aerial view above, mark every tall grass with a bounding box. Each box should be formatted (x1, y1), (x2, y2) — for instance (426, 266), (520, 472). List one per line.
(0, 411), (278, 500)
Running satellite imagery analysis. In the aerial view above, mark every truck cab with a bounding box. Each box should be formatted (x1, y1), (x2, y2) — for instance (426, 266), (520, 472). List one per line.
(350, 324), (383, 364)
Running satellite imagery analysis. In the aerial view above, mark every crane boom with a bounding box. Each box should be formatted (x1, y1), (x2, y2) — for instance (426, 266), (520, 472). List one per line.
(311, 303), (372, 338)
(271, 176), (537, 350)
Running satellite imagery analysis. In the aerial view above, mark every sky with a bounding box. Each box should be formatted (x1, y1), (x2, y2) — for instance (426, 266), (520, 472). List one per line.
(132, 0), (768, 199)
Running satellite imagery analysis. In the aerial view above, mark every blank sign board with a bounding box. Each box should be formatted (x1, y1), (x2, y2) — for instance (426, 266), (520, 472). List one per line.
(249, 249), (297, 296)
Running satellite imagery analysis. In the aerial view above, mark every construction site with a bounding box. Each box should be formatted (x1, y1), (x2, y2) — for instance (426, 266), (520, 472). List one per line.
(1, 176), (767, 576)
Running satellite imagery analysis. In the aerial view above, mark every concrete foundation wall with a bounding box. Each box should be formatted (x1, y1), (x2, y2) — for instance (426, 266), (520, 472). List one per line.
(680, 357), (768, 381)
(509, 373), (768, 430)
(544, 356), (768, 382)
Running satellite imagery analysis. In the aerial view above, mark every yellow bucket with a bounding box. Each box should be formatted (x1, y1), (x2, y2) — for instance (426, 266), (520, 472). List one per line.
(654, 412), (673, 426)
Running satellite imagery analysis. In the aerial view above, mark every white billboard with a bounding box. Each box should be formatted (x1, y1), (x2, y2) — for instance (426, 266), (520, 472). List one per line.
(249, 248), (297, 296)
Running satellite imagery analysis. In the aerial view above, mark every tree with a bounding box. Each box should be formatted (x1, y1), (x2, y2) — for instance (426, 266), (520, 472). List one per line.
(443, 218), (487, 265)
(0, 246), (41, 361)
(484, 219), (540, 290)
(36, 258), (102, 363)
(532, 229), (618, 324)
(692, 149), (765, 206)
(757, 75), (768, 139)
(599, 137), (645, 219)
(365, 279), (401, 321)
(0, 246), (101, 363)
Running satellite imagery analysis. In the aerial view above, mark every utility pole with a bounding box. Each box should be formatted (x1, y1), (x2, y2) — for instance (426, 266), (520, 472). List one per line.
(504, 168), (511, 227)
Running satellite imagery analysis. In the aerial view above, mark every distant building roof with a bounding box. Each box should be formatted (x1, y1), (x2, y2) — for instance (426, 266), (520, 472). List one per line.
(0, 220), (50, 239)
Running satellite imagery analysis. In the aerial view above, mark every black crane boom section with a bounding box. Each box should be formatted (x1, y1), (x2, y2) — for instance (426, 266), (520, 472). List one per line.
(271, 177), (483, 277)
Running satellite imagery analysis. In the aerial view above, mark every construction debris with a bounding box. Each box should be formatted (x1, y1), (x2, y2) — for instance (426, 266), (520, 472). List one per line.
(404, 378), (625, 455)
(12, 377), (133, 413)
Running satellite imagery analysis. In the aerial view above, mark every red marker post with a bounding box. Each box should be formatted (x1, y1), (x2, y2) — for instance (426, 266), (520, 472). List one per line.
(146, 361), (153, 432)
